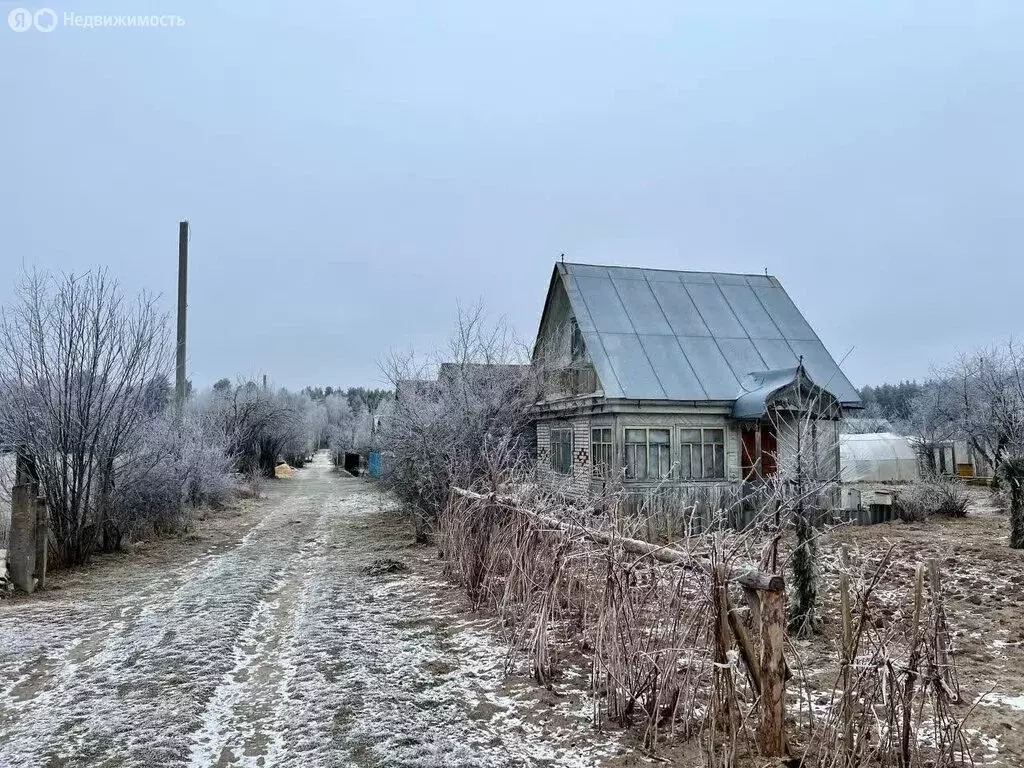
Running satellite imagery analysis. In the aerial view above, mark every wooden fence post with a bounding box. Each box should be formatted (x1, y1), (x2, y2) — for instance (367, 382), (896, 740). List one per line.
(839, 545), (854, 763)
(35, 496), (48, 591)
(9, 483), (38, 593)
(759, 584), (786, 757)
(927, 558), (959, 702)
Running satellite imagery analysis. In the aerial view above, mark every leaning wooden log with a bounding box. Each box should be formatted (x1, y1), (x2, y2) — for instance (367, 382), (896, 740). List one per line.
(449, 486), (784, 592)
(726, 585), (763, 694)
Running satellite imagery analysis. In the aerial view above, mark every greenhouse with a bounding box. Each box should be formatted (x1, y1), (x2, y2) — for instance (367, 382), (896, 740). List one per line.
(839, 432), (920, 484)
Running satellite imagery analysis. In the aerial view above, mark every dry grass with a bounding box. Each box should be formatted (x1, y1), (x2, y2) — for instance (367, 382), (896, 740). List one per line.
(435, 483), (992, 767)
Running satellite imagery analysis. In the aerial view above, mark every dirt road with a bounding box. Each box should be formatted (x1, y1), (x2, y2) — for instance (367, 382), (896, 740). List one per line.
(0, 454), (620, 768)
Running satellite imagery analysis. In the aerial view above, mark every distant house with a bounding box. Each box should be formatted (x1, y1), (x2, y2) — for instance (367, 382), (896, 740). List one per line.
(530, 262), (862, 495)
(437, 362), (531, 391)
(394, 379), (441, 405)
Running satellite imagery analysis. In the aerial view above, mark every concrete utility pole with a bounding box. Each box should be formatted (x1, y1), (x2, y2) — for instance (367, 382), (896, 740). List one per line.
(175, 220), (189, 420)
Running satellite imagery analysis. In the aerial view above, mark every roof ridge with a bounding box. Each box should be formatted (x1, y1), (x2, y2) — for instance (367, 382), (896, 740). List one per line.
(559, 260), (775, 280)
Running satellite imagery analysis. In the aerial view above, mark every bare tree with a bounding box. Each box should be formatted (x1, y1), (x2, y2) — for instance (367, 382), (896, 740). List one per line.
(896, 379), (961, 474)
(0, 270), (171, 566)
(948, 342), (1024, 479)
(192, 379), (320, 475)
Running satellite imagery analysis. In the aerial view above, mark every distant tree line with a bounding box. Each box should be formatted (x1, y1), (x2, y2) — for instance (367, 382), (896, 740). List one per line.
(858, 380), (923, 423)
(301, 386), (392, 414)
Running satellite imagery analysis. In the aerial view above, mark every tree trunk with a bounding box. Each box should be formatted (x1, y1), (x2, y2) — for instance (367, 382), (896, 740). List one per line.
(1002, 459), (1024, 549)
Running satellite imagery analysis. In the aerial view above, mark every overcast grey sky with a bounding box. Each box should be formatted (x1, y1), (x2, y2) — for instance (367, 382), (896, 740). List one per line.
(3, 1), (1022, 390)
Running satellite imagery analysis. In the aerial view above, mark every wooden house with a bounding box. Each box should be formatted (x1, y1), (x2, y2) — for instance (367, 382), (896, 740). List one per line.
(530, 262), (862, 496)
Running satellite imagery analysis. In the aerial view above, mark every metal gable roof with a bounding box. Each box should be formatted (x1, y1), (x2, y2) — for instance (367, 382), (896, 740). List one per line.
(556, 262), (861, 406)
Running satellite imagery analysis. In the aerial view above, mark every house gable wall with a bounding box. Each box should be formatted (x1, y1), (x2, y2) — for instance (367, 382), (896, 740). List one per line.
(534, 276), (576, 369)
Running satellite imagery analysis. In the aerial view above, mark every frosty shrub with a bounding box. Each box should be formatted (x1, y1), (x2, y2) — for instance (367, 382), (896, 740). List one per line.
(105, 450), (184, 549)
(192, 382), (322, 477)
(378, 307), (540, 541)
(177, 412), (235, 509)
(102, 412), (235, 549)
(0, 270), (172, 565)
(896, 476), (970, 522)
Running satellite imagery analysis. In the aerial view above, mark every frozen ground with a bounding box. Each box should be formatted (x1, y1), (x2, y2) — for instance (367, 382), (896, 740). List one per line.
(0, 453), (626, 768)
(798, 489), (1024, 767)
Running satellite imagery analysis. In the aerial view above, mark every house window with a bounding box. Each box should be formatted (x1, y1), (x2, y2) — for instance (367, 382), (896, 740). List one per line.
(570, 317), (586, 362)
(679, 428), (726, 480)
(591, 427), (613, 478)
(551, 428), (573, 475)
(624, 427), (672, 480)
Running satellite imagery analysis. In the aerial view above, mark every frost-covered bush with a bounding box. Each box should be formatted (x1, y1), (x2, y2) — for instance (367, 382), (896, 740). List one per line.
(177, 412), (235, 508)
(191, 382), (322, 477)
(105, 453), (184, 548)
(896, 477), (970, 522)
(378, 309), (540, 540)
(102, 412), (236, 548)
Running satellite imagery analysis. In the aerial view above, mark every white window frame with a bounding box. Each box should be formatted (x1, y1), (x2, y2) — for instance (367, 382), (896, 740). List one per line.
(623, 426), (672, 480)
(591, 427), (613, 478)
(678, 427), (726, 480)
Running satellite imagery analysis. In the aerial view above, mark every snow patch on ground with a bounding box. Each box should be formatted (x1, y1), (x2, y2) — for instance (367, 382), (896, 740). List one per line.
(980, 692), (1024, 712)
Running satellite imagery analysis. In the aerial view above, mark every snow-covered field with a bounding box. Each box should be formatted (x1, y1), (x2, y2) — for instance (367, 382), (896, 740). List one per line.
(0, 453), (625, 767)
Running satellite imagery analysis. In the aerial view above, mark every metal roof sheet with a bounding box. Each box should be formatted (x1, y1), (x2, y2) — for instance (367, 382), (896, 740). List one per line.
(556, 262), (861, 405)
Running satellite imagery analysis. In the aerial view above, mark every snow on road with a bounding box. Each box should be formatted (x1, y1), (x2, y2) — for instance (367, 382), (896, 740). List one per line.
(0, 454), (622, 767)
